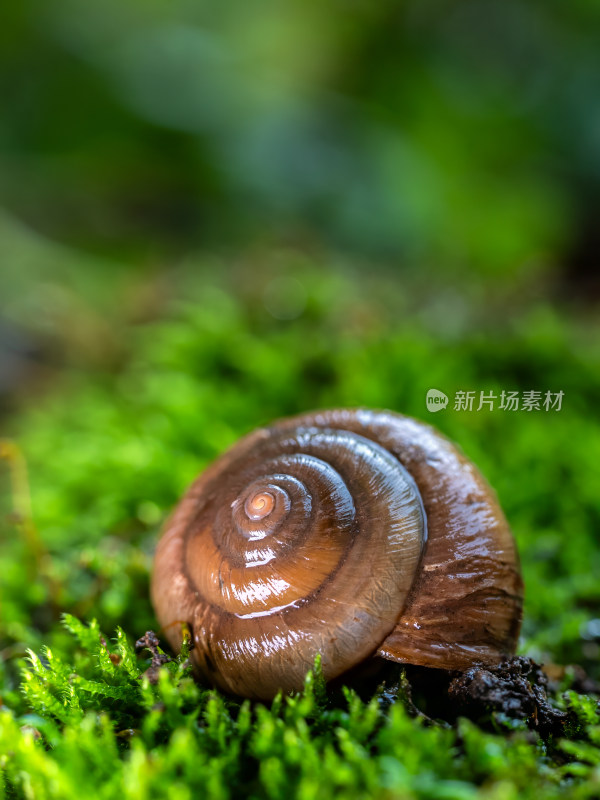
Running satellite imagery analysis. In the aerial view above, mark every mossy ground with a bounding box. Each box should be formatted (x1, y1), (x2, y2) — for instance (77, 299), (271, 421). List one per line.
(1, 260), (599, 798)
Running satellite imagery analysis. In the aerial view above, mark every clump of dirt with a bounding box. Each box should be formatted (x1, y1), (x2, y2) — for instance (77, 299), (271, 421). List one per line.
(447, 656), (568, 737)
(376, 655), (599, 737)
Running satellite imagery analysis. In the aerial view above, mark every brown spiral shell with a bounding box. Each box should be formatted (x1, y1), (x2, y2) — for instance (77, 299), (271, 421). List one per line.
(151, 409), (523, 700)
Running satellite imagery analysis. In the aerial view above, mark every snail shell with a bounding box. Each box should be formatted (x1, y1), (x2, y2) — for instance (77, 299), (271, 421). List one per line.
(151, 409), (523, 700)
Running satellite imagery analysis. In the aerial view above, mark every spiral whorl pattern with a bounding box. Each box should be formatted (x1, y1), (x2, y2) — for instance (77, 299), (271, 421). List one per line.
(153, 425), (425, 698)
(152, 409), (523, 700)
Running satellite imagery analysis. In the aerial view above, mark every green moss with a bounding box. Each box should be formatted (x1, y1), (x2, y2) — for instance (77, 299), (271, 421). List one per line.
(1, 264), (599, 798)
(1, 616), (598, 799)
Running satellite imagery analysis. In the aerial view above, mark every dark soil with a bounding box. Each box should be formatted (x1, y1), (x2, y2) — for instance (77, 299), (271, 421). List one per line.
(447, 656), (568, 737)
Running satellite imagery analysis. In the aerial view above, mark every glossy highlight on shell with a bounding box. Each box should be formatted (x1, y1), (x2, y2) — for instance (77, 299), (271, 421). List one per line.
(151, 409), (523, 700)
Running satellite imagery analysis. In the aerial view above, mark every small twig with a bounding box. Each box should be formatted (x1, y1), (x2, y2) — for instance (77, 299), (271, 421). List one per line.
(135, 631), (173, 684)
(0, 439), (45, 572)
(0, 439), (63, 611)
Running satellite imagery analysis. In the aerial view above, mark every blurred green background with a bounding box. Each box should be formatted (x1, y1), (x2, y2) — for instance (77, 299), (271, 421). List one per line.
(0, 2), (600, 796)
(2, 0), (600, 274)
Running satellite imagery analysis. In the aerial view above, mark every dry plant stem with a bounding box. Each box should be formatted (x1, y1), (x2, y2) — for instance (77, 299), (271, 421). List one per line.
(0, 439), (57, 601)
